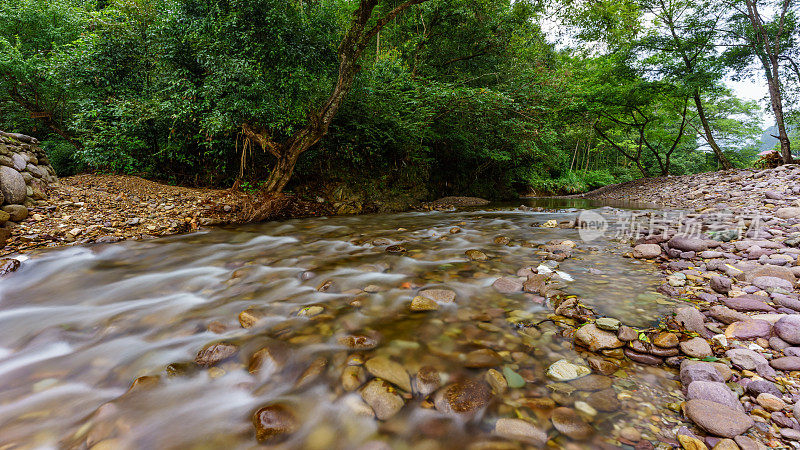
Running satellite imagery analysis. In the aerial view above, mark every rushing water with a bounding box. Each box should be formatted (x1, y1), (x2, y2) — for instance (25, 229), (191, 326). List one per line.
(0, 205), (688, 449)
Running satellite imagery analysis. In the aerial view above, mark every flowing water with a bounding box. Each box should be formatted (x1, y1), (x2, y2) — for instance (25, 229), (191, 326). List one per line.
(0, 203), (689, 449)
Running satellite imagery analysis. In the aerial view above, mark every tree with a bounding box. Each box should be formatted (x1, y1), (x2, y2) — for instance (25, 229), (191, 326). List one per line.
(243, 0), (433, 194)
(640, 0), (734, 169)
(725, 0), (798, 164)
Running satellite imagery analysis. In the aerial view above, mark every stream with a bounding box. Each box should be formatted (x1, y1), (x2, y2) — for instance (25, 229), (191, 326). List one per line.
(0, 201), (691, 449)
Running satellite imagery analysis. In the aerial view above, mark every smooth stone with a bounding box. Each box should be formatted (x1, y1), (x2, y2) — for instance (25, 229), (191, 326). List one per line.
(769, 356), (800, 371)
(493, 418), (547, 446)
(683, 399), (754, 438)
(464, 348), (503, 368)
(194, 343), (238, 367)
(434, 379), (491, 414)
(465, 249), (488, 261)
(410, 296), (439, 311)
(669, 236), (709, 252)
(568, 374), (612, 391)
(623, 348), (663, 365)
(680, 337), (713, 358)
(709, 305), (749, 324)
(780, 428), (800, 441)
(617, 325), (638, 341)
(675, 306), (710, 337)
(574, 323), (624, 352)
(586, 388), (620, 412)
(365, 357), (412, 391)
(745, 379), (781, 397)
(492, 277), (523, 293)
(756, 393), (786, 411)
(723, 296), (774, 312)
(724, 320), (772, 340)
(775, 315), (800, 344)
(745, 265), (796, 283)
(546, 359), (591, 381)
(711, 276), (732, 294)
(502, 366), (525, 389)
(653, 332), (679, 348)
(680, 362), (724, 386)
(361, 379), (405, 420)
(595, 317), (621, 331)
(252, 404), (299, 443)
(485, 369), (507, 394)
(725, 348), (768, 370)
(752, 276), (793, 292)
(419, 289), (456, 304)
(413, 366), (441, 397)
(633, 243), (662, 258)
(551, 407), (593, 440)
(686, 381), (743, 411)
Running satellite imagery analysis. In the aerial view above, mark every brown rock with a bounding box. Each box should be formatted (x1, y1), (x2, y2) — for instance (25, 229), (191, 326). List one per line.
(252, 404), (298, 443)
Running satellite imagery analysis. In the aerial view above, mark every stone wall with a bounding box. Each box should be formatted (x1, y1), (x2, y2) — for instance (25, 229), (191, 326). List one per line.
(0, 131), (58, 228)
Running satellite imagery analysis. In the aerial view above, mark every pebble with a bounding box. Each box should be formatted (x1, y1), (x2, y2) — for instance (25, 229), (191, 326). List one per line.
(364, 356), (412, 391)
(551, 406), (593, 440)
(683, 399), (754, 438)
(252, 404), (299, 443)
(546, 359), (590, 381)
(493, 418), (547, 445)
(361, 379), (405, 420)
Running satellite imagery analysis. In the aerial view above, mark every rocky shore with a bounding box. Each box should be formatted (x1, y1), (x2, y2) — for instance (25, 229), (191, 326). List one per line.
(582, 164), (800, 448)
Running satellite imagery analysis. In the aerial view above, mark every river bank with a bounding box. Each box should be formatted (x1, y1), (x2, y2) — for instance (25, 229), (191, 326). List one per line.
(579, 164), (800, 448)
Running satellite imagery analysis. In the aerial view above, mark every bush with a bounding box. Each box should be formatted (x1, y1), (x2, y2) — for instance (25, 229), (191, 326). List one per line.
(42, 139), (85, 176)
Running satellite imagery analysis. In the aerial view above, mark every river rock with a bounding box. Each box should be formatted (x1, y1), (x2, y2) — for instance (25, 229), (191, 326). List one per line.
(410, 296), (438, 311)
(434, 379), (491, 414)
(413, 366), (441, 396)
(709, 305), (750, 324)
(633, 244), (662, 259)
(493, 418), (547, 445)
(680, 337), (713, 358)
(770, 356), (800, 371)
(623, 348), (663, 365)
(465, 250), (488, 261)
(686, 381), (743, 411)
(252, 404), (299, 443)
(653, 331), (679, 348)
(464, 348), (503, 368)
(617, 325), (638, 341)
(756, 393), (785, 412)
(669, 236), (708, 252)
(726, 348), (768, 370)
(774, 315), (800, 344)
(683, 399), (754, 438)
(361, 379), (405, 420)
(776, 207), (800, 219)
(551, 407), (593, 440)
(492, 277), (523, 293)
(0, 166), (25, 204)
(419, 289), (456, 304)
(194, 343), (238, 367)
(365, 356), (412, 391)
(680, 362), (723, 386)
(595, 317), (620, 331)
(724, 320), (772, 340)
(753, 276), (793, 292)
(723, 295), (774, 312)
(745, 379), (781, 397)
(546, 359), (590, 381)
(745, 265), (796, 283)
(1, 204), (26, 221)
(574, 323), (624, 351)
(710, 276), (732, 294)
(586, 388), (620, 412)
(675, 306), (709, 337)
(568, 374), (612, 391)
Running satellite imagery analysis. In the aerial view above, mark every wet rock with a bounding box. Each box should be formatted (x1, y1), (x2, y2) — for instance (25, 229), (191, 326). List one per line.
(709, 305), (750, 324)
(617, 325), (638, 342)
(620, 427), (641, 442)
(686, 381), (743, 411)
(493, 418), (547, 446)
(522, 274), (548, 293)
(745, 265), (796, 283)
(753, 276), (793, 292)
(722, 295), (774, 312)
(680, 337), (712, 358)
(0, 258), (20, 277)
(386, 244), (406, 253)
(574, 323), (624, 352)
(410, 296), (439, 311)
(623, 348), (663, 365)
(464, 348), (503, 368)
(249, 345), (288, 373)
(295, 356), (327, 388)
(195, 343), (238, 367)
(252, 404), (299, 443)
(586, 388), (620, 412)
(774, 315), (800, 344)
(502, 366), (525, 389)
(595, 317), (620, 331)
(465, 250), (488, 261)
(675, 306), (709, 337)
(341, 366), (367, 391)
(683, 399), (754, 438)
(365, 356), (412, 391)
(587, 355), (619, 375)
(668, 236), (708, 252)
(755, 393), (785, 412)
(2, 204), (27, 221)
(568, 374), (612, 391)
(413, 366), (441, 397)
(633, 244), (662, 259)
(419, 289), (456, 304)
(724, 320), (772, 340)
(338, 334), (379, 350)
(0, 166), (26, 204)
(485, 369), (507, 394)
(710, 276), (732, 294)
(361, 379), (405, 420)
(551, 406), (593, 440)
(653, 332), (679, 348)
(769, 356), (800, 371)
(492, 277), (523, 293)
(546, 359), (590, 381)
(434, 379), (492, 414)
(726, 348), (768, 370)
(677, 434), (706, 450)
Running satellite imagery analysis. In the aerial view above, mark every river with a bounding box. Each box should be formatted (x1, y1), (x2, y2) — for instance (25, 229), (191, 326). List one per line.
(0, 201), (689, 449)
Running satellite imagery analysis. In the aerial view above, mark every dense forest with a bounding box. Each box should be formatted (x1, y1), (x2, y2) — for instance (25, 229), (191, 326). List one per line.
(1, 0), (798, 206)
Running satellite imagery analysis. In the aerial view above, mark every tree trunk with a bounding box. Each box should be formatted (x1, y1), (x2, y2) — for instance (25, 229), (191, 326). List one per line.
(766, 59), (793, 163)
(693, 92), (733, 169)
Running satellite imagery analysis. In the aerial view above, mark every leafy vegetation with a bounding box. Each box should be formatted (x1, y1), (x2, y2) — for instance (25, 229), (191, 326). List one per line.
(0, 0), (794, 206)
